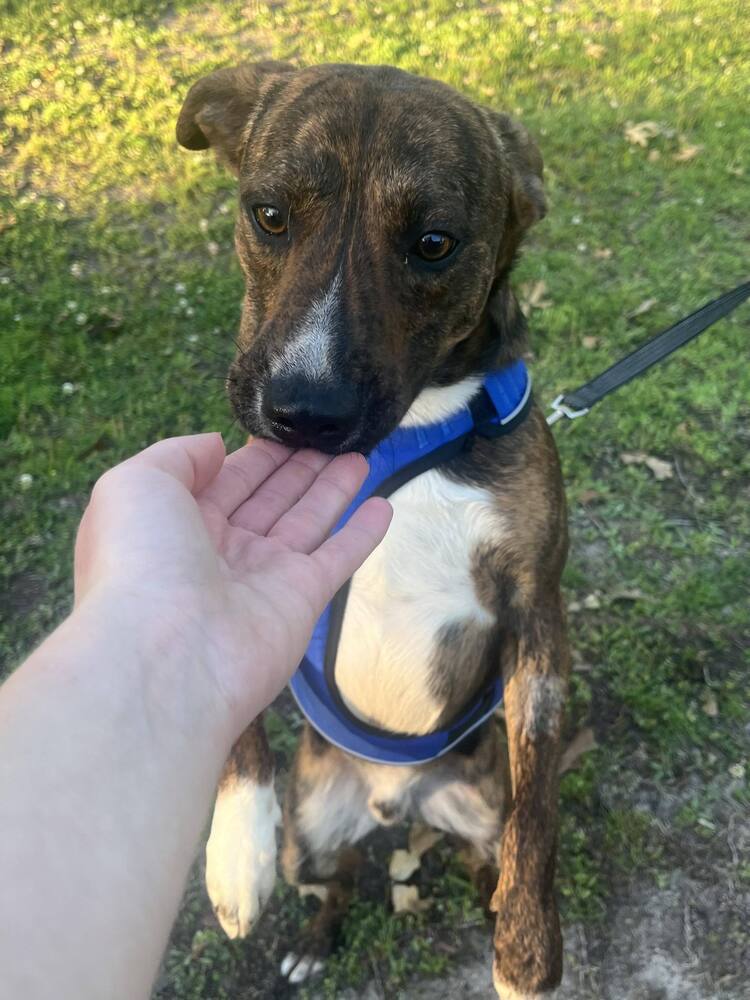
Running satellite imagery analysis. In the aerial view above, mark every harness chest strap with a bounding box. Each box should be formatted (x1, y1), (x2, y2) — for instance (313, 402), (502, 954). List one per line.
(288, 359), (532, 766)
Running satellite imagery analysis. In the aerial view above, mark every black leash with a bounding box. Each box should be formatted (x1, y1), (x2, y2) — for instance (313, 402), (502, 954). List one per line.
(547, 280), (750, 425)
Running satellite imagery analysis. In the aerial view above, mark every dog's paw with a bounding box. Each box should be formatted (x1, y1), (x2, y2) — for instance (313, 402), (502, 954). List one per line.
(205, 780), (281, 939)
(280, 952), (325, 985)
(491, 883), (562, 998)
(492, 965), (545, 1000)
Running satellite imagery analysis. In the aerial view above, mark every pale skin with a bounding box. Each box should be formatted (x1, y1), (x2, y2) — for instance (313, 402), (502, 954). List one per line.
(0, 432), (392, 1000)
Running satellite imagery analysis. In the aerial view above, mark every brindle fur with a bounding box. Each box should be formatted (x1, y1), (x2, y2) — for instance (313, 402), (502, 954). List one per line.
(178, 61), (568, 996)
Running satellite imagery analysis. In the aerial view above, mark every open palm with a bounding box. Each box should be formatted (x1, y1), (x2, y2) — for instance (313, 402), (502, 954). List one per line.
(74, 433), (391, 721)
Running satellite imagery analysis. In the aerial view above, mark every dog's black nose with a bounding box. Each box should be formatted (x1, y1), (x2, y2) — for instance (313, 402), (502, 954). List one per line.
(262, 376), (360, 451)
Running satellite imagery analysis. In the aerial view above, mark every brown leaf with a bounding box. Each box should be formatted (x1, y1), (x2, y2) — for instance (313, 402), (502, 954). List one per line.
(578, 488), (605, 504)
(674, 143), (702, 162)
(620, 451), (674, 480)
(626, 297), (657, 320)
(593, 247), (613, 259)
(519, 279), (552, 316)
(585, 42), (606, 59)
(392, 884), (430, 914)
(582, 335), (599, 349)
(624, 120), (662, 147)
(559, 727), (596, 774)
(648, 148), (661, 162)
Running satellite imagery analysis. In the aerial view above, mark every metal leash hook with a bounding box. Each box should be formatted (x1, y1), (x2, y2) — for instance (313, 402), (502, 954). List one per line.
(546, 394), (589, 426)
(544, 279), (750, 428)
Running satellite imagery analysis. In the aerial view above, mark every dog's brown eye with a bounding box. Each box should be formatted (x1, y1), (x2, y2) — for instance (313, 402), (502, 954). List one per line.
(253, 205), (287, 236)
(413, 231), (457, 262)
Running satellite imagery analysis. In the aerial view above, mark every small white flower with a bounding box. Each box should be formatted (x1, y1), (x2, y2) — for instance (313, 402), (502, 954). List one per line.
(66, 300), (78, 310)
(179, 297), (189, 308)
(75, 65), (85, 77)
(100, 285), (111, 295)
(18, 473), (33, 490)
(185, 306), (195, 317)
(572, 214), (582, 225)
(207, 240), (220, 256)
(199, 219), (209, 233)
(14, 314), (21, 322)
(31, 78), (42, 89)
(218, 200), (232, 215)
(187, 333), (199, 343)
(174, 282), (186, 294)
(0, 276), (10, 285)
(694, 196), (704, 205)
(75, 312), (88, 325)
(70, 261), (83, 277)
(61, 382), (76, 395)
(577, 242), (588, 252)
(56, 200), (66, 210)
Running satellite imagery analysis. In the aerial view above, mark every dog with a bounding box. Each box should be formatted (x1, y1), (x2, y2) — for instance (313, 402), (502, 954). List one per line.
(177, 61), (570, 998)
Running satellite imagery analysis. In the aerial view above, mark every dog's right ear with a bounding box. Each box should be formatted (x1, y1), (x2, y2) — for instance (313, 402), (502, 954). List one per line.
(176, 61), (295, 173)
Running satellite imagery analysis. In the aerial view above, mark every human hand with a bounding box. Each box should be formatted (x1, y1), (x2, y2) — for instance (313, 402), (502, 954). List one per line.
(74, 433), (391, 728)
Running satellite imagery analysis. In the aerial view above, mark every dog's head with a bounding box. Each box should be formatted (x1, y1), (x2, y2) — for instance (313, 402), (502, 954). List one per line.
(178, 62), (545, 453)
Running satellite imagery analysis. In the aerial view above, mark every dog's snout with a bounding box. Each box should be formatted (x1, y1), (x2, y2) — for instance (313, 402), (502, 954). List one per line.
(262, 376), (359, 451)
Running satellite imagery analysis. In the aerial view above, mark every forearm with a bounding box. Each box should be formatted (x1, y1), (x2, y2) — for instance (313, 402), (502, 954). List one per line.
(0, 588), (242, 1000)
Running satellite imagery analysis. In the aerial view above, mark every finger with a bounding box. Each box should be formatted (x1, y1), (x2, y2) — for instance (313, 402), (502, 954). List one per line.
(229, 449), (334, 534)
(310, 497), (393, 596)
(268, 452), (370, 553)
(198, 438), (294, 516)
(123, 432), (226, 495)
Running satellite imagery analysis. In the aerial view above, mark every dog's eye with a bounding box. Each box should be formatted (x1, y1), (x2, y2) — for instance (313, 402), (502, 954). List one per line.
(412, 231), (457, 263)
(252, 205), (287, 236)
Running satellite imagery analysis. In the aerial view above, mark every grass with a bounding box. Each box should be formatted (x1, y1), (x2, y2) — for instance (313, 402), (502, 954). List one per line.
(2, 0), (749, 996)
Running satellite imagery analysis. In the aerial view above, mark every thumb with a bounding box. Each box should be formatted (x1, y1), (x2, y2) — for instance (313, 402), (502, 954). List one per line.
(122, 432), (226, 495)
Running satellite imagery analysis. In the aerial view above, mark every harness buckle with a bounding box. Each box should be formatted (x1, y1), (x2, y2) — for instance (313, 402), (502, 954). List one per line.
(546, 394), (590, 426)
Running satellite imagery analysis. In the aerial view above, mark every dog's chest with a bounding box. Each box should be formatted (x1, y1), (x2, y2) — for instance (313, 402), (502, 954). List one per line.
(335, 468), (505, 734)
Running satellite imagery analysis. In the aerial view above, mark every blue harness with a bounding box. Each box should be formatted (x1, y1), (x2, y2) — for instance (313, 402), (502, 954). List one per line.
(289, 360), (532, 766)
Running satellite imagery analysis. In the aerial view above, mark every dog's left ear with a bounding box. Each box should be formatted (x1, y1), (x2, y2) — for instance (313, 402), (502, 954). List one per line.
(176, 61), (296, 173)
(483, 111), (547, 231)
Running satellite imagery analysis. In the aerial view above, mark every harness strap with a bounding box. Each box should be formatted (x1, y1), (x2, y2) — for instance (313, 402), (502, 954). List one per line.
(548, 280), (750, 424)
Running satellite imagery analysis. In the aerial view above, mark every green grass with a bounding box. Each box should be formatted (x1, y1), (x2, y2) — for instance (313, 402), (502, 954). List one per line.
(2, 0), (749, 996)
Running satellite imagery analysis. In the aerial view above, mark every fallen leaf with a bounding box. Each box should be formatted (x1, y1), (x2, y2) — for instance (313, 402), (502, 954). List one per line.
(578, 488), (605, 503)
(702, 691), (719, 718)
(519, 279), (552, 316)
(674, 143), (703, 162)
(625, 297), (657, 320)
(582, 335), (599, 349)
(593, 247), (613, 259)
(624, 120), (662, 147)
(568, 592), (602, 613)
(585, 42), (606, 59)
(389, 849), (421, 883)
(559, 727), (596, 774)
(648, 148), (661, 162)
(392, 884), (430, 914)
(620, 451), (674, 480)
(609, 586), (650, 602)
(408, 824), (443, 859)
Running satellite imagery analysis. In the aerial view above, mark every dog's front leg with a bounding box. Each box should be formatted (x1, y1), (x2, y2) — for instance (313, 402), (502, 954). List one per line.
(205, 715), (281, 938)
(492, 598), (569, 998)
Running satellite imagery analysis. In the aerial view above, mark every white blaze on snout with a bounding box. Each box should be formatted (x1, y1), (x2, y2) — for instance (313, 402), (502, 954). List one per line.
(270, 269), (342, 382)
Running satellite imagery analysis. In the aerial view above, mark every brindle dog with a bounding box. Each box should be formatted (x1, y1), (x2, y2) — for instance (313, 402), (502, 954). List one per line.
(177, 62), (569, 998)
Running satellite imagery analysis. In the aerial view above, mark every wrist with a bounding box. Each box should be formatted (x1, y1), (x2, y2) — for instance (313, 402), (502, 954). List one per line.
(68, 584), (240, 756)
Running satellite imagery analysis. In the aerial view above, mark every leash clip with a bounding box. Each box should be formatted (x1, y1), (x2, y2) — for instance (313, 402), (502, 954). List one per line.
(546, 394), (589, 426)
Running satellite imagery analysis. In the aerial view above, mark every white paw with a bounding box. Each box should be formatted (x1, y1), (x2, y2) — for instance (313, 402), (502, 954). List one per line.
(205, 780), (281, 939)
(280, 952), (325, 984)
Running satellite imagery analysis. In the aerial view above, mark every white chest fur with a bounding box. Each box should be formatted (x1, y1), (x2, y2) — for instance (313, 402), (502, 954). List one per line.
(335, 464), (505, 735)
